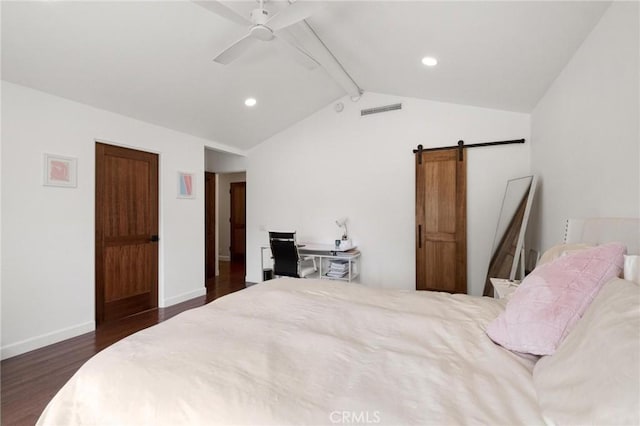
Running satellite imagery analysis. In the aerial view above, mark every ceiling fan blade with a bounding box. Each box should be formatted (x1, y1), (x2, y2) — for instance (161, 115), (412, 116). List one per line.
(266, 1), (323, 32)
(213, 34), (258, 65)
(193, 1), (251, 26)
(274, 33), (319, 70)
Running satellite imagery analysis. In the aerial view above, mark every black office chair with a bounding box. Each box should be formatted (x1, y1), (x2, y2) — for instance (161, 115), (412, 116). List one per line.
(269, 231), (317, 278)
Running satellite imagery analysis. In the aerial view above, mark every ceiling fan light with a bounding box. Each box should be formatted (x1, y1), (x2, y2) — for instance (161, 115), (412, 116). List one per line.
(421, 56), (438, 67)
(244, 98), (257, 107)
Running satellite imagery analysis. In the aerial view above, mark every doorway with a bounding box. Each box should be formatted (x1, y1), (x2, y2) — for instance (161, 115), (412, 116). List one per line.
(204, 171), (246, 296)
(204, 171), (245, 294)
(95, 143), (159, 325)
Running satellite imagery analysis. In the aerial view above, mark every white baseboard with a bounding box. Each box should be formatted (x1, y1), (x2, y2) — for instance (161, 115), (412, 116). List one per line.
(219, 256), (230, 262)
(2, 289), (208, 359)
(162, 287), (206, 307)
(1, 321), (95, 360)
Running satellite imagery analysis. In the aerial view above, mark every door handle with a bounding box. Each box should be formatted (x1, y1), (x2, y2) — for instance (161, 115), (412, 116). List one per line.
(418, 225), (422, 249)
(150, 235), (159, 242)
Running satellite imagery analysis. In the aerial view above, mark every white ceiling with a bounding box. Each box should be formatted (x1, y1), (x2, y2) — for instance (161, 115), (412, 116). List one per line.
(1, 1), (610, 150)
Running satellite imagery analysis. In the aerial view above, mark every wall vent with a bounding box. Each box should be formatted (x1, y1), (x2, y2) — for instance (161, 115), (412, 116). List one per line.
(360, 103), (402, 116)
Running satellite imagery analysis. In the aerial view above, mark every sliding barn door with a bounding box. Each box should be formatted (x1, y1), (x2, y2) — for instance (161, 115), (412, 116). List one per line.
(416, 149), (467, 293)
(95, 143), (159, 324)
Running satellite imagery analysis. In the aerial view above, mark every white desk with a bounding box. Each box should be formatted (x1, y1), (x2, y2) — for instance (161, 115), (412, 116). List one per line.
(297, 242), (355, 252)
(261, 243), (361, 283)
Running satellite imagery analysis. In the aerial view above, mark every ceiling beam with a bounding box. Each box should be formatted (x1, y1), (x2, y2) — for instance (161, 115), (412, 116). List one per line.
(291, 20), (363, 100)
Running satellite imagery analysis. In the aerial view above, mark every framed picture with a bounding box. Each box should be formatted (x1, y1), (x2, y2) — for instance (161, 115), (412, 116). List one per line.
(177, 172), (195, 199)
(43, 154), (77, 187)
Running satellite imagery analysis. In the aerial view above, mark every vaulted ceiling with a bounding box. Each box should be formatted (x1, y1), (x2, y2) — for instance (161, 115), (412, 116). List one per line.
(2, 1), (610, 150)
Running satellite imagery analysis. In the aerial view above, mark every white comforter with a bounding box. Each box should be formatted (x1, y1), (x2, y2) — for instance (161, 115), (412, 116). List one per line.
(38, 278), (543, 425)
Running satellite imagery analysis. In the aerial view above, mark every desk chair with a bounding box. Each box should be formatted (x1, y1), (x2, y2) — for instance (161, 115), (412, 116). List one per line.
(269, 231), (317, 278)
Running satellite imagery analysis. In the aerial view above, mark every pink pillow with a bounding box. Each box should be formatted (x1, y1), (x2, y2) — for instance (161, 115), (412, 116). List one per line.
(486, 242), (626, 355)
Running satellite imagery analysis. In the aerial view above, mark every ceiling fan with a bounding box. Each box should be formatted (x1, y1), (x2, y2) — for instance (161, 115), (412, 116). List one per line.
(197, 0), (322, 69)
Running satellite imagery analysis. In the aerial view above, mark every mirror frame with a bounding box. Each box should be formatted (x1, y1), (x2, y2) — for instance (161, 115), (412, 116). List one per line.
(484, 175), (538, 296)
(508, 175), (537, 280)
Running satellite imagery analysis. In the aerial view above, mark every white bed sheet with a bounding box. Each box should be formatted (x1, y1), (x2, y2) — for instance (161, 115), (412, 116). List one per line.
(38, 278), (543, 425)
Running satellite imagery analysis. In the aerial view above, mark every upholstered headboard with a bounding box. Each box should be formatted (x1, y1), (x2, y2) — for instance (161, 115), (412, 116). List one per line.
(564, 218), (640, 254)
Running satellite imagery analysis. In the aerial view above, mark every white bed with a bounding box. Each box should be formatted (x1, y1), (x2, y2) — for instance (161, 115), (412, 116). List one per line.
(38, 279), (543, 425)
(38, 218), (640, 425)
(563, 217), (640, 253)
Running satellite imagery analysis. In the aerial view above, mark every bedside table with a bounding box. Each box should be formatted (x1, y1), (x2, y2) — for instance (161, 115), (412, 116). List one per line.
(490, 278), (520, 299)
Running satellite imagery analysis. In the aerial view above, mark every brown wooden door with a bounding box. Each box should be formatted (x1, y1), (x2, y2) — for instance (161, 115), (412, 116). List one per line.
(95, 143), (159, 324)
(416, 149), (467, 293)
(230, 182), (246, 261)
(205, 172), (216, 287)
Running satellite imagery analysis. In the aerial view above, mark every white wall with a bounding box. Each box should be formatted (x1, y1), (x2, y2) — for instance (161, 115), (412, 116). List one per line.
(530, 1), (640, 252)
(247, 92), (531, 295)
(205, 149), (247, 173)
(217, 172), (247, 260)
(0, 82), (234, 359)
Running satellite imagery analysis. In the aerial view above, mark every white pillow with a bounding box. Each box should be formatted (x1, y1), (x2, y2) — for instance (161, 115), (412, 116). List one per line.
(624, 254), (639, 284)
(537, 243), (593, 266)
(532, 278), (640, 425)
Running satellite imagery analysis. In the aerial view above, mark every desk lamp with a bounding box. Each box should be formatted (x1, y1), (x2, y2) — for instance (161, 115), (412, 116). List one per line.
(335, 218), (349, 241)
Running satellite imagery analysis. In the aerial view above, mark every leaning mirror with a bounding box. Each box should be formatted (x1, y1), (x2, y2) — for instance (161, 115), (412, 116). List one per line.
(483, 175), (537, 296)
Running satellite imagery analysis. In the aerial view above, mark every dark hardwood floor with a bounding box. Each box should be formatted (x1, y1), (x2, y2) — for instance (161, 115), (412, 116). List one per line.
(1, 260), (247, 426)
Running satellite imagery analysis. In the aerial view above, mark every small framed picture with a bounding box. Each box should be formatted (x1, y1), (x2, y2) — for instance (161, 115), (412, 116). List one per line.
(177, 172), (195, 199)
(44, 154), (77, 188)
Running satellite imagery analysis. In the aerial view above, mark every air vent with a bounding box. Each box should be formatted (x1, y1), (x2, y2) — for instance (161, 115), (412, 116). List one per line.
(360, 103), (402, 116)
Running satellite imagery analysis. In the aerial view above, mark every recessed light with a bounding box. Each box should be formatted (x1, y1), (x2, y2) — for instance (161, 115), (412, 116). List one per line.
(244, 98), (257, 107)
(421, 56), (438, 67)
